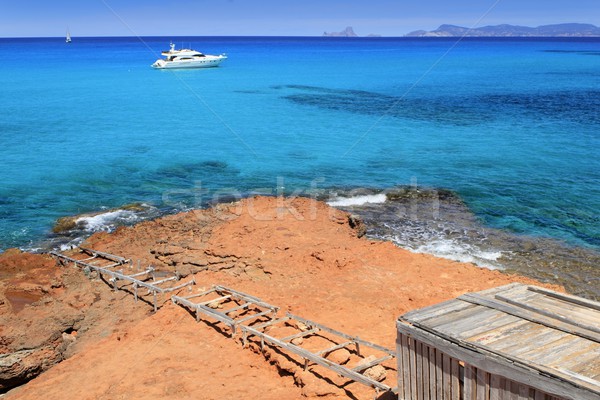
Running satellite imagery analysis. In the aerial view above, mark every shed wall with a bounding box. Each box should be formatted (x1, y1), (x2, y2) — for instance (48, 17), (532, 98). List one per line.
(397, 332), (566, 400)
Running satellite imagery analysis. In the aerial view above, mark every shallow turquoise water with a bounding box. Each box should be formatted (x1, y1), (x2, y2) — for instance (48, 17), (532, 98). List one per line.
(0, 36), (599, 251)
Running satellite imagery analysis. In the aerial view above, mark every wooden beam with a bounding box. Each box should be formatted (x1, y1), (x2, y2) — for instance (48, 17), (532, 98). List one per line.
(460, 293), (600, 343)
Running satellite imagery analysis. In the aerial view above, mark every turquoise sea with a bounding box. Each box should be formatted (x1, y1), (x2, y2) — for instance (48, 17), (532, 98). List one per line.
(0, 36), (599, 296)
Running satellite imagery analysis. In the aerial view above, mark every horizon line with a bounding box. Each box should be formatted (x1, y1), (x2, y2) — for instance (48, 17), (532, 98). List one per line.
(3, 34), (600, 40)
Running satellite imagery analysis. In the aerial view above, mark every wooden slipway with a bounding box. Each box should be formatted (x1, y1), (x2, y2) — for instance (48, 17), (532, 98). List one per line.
(397, 283), (600, 400)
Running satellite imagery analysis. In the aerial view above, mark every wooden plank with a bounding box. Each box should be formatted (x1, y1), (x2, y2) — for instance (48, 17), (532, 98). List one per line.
(490, 374), (502, 400)
(435, 346), (443, 400)
(488, 325), (569, 356)
(421, 303), (493, 332)
(195, 302), (235, 326)
(525, 336), (589, 366)
(150, 275), (178, 286)
(428, 346), (436, 400)
(80, 247), (129, 263)
(451, 357), (460, 400)
(527, 286), (600, 312)
(252, 316), (289, 330)
(534, 390), (546, 400)
(280, 328), (319, 343)
(213, 286), (279, 312)
(496, 295), (600, 337)
(523, 295), (600, 330)
(464, 364), (475, 400)
(533, 390), (545, 400)
(443, 353), (451, 400)
(459, 293), (600, 343)
(460, 283), (526, 300)
(196, 295), (232, 306)
(565, 350), (600, 380)
(162, 279), (194, 293)
(214, 285), (266, 305)
(401, 333), (412, 400)
(509, 381), (519, 400)
(397, 320), (600, 400)
(402, 298), (475, 323)
(423, 342), (430, 400)
(396, 335), (405, 399)
(416, 340), (424, 400)
(517, 383), (529, 400)
(410, 337), (418, 399)
(317, 340), (354, 356)
(352, 355), (393, 372)
(458, 313), (525, 342)
(475, 367), (487, 400)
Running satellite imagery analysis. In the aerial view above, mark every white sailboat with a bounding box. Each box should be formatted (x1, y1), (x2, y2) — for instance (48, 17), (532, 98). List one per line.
(66, 28), (71, 43)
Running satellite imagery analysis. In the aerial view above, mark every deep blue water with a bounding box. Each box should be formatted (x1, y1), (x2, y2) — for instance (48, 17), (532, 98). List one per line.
(0, 36), (599, 253)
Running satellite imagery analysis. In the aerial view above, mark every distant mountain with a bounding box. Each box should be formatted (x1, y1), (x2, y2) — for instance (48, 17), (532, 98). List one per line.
(323, 26), (358, 37)
(406, 23), (600, 37)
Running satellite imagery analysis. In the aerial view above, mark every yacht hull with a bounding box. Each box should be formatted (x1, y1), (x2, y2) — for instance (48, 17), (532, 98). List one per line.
(152, 56), (226, 69)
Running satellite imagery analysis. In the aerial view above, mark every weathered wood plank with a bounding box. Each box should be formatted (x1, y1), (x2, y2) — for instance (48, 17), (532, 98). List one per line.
(196, 294), (232, 306)
(317, 340), (354, 356)
(459, 293), (600, 344)
(80, 247), (129, 263)
(459, 314), (526, 342)
(451, 357), (460, 400)
(396, 335), (405, 399)
(476, 368), (489, 400)
(533, 390), (546, 400)
(527, 286), (600, 313)
(494, 326), (569, 356)
(410, 337), (418, 399)
(428, 345), (436, 400)
(524, 295), (600, 330)
(416, 340), (424, 400)
(517, 383), (530, 400)
(352, 354), (393, 372)
(401, 333), (411, 400)
(252, 316), (289, 330)
(443, 353), (451, 400)
(496, 295), (600, 337)
(424, 304), (496, 333)
(423, 342), (430, 400)
(464, 364), (475, 400)
(402, 298), (475, 323)
(526, 336), (589, 366)
(490, 374), (502, 400)
(436, 346), (443, 400)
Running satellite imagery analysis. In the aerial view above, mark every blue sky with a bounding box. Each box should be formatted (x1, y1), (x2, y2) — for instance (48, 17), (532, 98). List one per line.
(1, 0), (599, 37)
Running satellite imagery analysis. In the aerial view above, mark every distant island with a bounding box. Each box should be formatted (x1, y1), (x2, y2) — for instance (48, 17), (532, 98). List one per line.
(323, 26), (381, 37)
(405, 23), (600, 37)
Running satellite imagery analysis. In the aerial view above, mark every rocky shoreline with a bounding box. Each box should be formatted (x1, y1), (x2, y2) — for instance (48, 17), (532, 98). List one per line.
(1, 196), (561, 399)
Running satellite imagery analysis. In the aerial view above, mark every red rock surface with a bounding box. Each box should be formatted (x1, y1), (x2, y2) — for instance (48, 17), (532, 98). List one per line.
(2, 197), (560, 399)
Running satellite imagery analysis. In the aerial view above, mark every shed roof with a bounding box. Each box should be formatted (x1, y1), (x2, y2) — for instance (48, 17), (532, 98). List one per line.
(398, 283), (600, 399)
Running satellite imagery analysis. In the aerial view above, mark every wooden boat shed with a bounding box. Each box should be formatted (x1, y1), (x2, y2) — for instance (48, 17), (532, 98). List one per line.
(396, 283), (600, 400)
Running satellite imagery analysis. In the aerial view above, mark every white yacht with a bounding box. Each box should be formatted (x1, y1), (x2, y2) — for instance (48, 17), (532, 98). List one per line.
(152, 42), (227, 69)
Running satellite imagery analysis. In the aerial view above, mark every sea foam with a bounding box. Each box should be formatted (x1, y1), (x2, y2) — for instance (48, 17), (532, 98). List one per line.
(327, 194), (387, 207)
